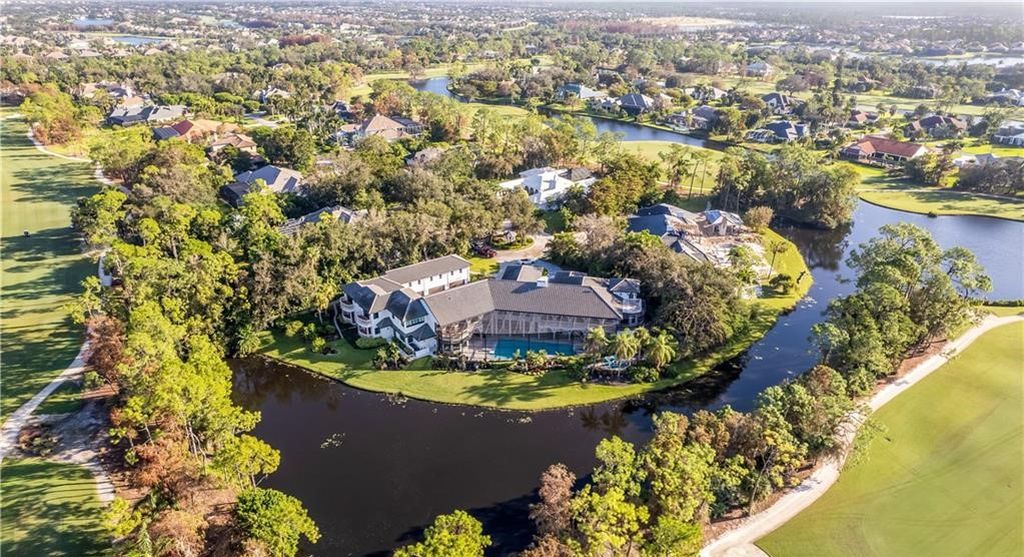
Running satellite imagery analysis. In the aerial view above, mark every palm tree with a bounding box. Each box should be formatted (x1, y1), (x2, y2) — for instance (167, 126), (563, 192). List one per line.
(659, 144), (693, 190)
(767, 240), (789, 278)
(632, 327), (652, 360)
(646, 331), (678, 371)
(585, 327), (608, 357)
(612, 329), (640, 362)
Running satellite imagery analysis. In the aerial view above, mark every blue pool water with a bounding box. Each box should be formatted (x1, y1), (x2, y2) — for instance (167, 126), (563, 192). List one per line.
(492, 339), (575, 359)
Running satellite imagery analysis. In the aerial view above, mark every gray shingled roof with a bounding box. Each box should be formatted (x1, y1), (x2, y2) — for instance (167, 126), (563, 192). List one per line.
(423, 281), (494, 326)
(382, 255), (470, 286)
(501, 264), (544, 282)
(487, 279), (621, 321)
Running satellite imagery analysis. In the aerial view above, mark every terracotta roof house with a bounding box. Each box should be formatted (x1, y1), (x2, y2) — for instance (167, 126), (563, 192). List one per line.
(209, 132), (258, 154)
(170, 118), (241, 142)
(841, 136), (928, 164)
(335, 256), (643, 357)
(905, 115), (967, 138)
(847, 110), (878, 128)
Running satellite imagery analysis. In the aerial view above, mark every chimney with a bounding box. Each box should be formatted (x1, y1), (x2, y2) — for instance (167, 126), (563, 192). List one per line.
(536, 276), (549, 288)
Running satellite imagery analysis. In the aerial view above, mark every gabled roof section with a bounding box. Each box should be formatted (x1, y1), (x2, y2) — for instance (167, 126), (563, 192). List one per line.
(382, 255), (470, 286)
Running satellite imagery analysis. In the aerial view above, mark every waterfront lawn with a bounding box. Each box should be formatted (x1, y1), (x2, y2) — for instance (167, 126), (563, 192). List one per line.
(1, 118), (98, 419)
(620, 140), (723, 196)
(850, 163), (1024, 221)
(757, 321), (1024, 557)
(259, 229), (810, 411)
(0, 458), (107, 556)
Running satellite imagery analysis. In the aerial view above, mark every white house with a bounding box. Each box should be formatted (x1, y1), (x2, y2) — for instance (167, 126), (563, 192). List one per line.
(746, 61), (775, 78)
(499, 167), (595, 209)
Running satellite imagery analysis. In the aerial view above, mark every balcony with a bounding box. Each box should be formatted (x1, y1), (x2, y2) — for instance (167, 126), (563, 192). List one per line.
(355, 313), (374, 327)
(618, 299), (644, 314)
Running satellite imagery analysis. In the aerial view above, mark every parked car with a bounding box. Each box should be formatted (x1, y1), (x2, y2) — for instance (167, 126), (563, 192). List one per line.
(472, 242), (496, 258)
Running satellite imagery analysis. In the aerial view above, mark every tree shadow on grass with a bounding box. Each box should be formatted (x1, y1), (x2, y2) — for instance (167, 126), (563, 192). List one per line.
(0, 459), (106, 557)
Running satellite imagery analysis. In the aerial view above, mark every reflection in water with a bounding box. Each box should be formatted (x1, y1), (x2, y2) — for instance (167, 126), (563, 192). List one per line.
(238, 98), (1023, 554)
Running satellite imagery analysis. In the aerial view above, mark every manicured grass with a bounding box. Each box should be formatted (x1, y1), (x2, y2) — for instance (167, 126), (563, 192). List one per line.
(1, 118), (98, 419)
(467, 256), (499, 278)
(985, 305), (1024, 318)
(757, 321), (1024, 557)
(259, 230), (810, 410)
(621, 140), (722, 196)
(0, 458), (107, 556)
(849, 163), (1024, 221)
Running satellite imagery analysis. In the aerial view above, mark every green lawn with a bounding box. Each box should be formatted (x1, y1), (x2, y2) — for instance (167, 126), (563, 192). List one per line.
(758, 321), (1024, 557)
(1, 118), (98, 419)
(849, 163), (1024, 221)
(259, 230), (810, 410)
(0, 458), (107, 556)
(35, 380), (84, 416)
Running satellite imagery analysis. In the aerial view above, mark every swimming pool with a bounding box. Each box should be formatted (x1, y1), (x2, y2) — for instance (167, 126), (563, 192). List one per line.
(492, 339), (575, 359)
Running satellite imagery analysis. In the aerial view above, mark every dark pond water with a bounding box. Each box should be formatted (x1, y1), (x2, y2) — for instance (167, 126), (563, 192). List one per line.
(234, 197), (1022, 556)
(410, 77), (711, 148)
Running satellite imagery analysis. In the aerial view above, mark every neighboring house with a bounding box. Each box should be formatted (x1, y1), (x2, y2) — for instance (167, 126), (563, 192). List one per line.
(555, 83), (605, 101)
(254, 87), (291, 103)
(499, 167), (596, 209)
(152, 118), (241, 143)
(619, 93), (656, 116)
(209, 132), (259, 155)
(337, 114), (420, 143)
(405, 147), (446, 167)
(761, 92), (801, 115)
(107, 105), (187, 126)
(222, 165), (304, 206)
(627, 204), (746, 266)
(746, 61), (775, 78)
(905, 115), (967, 138)
(683, 86), (728, 102)
(982, 89), (1024, 107)
(335, 256), (643, 357)
(993, 124), (1024, 146)
(841, 136), (928, 164)
(953, 153), (999, 168)
(847, 110), (879, 128)
(330, 99), (355, 120)
(747, 121), (810, 143)
(280, 205), (367, 235)
(77, 81), (136, 101)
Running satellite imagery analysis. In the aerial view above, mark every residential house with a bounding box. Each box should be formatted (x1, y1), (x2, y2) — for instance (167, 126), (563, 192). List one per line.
(841, 136), (928, 164)
(993, 123), (1024, 147)
(555, 83), (605, 101)
(683, 86), (728, 103)
(280, 205), (366, 235)
(905, 115), (967, 138)
(499, 167), (596, 209)
(335, 256), (643, 357)
(405, 147), (446, 168)
(747, 121), (810, 143)
(77, 81), (136, 101)
(746, 61), (775, 78)
(619, 93), (656, 116)
(107, 105), (187, 126)
(627, 204), (746, 266)
(221, 165), (304, 206)
(209, 132), (259, 156)
(337, 114), (420, 143)
(983, 89), (1024, 107)
(762, 92), (801, 115)
(152, 118), (241, 143)
(953, 153), (1000, 168)
(847, 110), (879, 128)
(254, 87), (291, 103)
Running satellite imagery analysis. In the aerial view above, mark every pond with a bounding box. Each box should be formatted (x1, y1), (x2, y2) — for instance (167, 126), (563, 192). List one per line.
(410, 77), (712, 149)
(234, 199), (1023, 556)
(109, 35), (165, 46)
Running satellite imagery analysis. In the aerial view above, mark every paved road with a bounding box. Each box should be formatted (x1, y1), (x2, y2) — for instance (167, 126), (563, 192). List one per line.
(701, 314), (1024, 557)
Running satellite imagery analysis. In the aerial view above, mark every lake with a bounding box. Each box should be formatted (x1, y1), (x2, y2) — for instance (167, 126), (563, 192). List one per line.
(110, 35), (164, 46)
(234, 198), (1022, 556)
